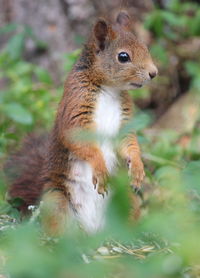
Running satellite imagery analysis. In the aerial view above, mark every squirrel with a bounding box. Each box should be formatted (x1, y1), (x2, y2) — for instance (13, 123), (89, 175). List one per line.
(5, 11), (157, 235)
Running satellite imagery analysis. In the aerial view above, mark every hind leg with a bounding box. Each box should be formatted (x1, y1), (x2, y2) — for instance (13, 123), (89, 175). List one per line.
(40, 189), (68, 236)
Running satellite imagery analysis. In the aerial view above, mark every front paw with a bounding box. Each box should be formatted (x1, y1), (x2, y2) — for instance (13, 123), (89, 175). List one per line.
(128, 157), (145, 189)
(92, 173), (108, 197)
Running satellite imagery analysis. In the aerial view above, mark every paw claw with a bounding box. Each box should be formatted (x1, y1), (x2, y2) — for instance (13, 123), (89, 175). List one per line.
(97, 184), (107, 196)
(93, 174), (108, 196)
(132, 185), (143, 199)
(129, 158), (145, 189)
(93, 176), (97, 187)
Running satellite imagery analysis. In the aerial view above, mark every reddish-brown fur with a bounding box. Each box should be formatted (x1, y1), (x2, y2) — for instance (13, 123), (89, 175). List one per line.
(5, 134), (48, 213)
(5, 11), (157, 234)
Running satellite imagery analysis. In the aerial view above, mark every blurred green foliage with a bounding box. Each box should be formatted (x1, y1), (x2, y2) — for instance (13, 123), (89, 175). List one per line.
(0, 24), (62, 159)
(0, 0), (200, 277)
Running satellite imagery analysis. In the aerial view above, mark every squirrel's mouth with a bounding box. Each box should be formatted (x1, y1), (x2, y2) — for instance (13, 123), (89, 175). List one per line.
(130, 83), (143, 88)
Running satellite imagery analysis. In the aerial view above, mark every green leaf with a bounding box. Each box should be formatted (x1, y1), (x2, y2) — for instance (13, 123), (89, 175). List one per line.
(129, 87), (150, 100)
(155, 166), (180, 187)
(3, 103), (33, 125)
(35, 67), (52, 84)
(0, 23), (18, 34)
(144, 11), (164, 37)
(130, 112), (153, 131)
(150, 43), (169, 65)
(190, 10), (200, 36)
(182, 161), (200, 192)
(63, 49), (81, 72)
(185, 61), (200, 77)
(162, 11), (182, 27)
(6, 33), (25, 60)
(119, 111), (153, 139)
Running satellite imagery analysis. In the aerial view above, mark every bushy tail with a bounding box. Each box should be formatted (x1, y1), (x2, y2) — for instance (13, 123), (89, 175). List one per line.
(4, 134), (48, 214)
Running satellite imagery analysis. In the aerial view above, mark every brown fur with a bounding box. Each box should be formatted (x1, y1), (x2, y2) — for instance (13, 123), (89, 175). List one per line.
(5, 11), (157, 233)
(5, 134), (48, 213)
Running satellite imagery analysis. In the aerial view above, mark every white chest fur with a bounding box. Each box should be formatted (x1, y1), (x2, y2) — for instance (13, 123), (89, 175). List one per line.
(95, 86), (122, 137)
(94, 86), (122, 173)
(68, 87), (122, 233)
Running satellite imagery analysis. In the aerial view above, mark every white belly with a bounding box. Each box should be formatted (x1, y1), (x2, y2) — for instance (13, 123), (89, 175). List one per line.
(69, 87), (122, 233)
(69, 160), (108, 233)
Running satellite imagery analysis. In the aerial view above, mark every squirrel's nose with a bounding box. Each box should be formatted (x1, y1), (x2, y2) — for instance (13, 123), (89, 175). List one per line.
(149, 71), (157, 79)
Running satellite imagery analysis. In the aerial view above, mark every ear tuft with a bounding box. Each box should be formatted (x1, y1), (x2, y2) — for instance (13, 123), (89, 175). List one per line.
(93, 18), (109, 51)
(116, 11), (131, 29)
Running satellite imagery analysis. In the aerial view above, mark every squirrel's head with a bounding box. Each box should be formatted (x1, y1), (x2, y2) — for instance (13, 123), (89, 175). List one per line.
(92, 11), (158, 90)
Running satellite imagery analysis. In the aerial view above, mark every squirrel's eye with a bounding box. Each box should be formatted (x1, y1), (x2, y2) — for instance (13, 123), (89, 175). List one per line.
(118, 52), (130, 63)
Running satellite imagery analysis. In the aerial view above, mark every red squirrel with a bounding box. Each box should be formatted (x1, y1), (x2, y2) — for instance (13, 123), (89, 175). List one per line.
(5, 11), (157, 235)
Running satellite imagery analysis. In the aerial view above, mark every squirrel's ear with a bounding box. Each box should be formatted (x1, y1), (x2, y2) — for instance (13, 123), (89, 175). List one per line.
(116, 11), (131, 29)
(93, 18), (109, 51)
